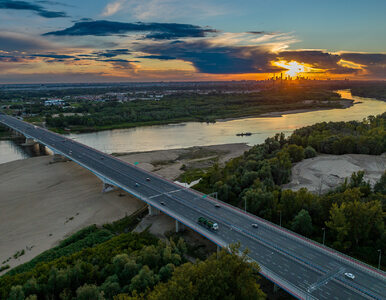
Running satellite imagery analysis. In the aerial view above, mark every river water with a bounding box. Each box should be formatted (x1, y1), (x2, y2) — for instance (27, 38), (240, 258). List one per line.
(1, 89), (385, 164)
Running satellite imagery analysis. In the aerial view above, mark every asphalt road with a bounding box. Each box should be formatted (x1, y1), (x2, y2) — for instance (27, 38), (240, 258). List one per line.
(1, 114), (385, 300)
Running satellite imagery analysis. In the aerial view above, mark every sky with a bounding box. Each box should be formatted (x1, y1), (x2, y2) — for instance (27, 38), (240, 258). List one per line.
(0, 0), (385, 83)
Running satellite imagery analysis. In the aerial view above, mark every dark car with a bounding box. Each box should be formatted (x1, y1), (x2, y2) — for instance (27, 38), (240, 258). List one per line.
(146, 177), (151, 181)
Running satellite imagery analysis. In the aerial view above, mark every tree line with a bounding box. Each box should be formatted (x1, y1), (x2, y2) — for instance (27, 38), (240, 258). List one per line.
(195, 113), (386, 267)
(0, 214), (265, 300)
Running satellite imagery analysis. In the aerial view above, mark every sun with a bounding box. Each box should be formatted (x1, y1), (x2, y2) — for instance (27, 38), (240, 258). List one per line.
(273, 60), (309, 77)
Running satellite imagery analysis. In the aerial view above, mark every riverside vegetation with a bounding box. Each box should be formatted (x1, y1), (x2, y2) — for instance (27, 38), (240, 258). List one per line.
(1, 114), (384, 299)
(10, 88), (345, 133)
(0, 211), (266, 300)
(194, 113), (386, 268)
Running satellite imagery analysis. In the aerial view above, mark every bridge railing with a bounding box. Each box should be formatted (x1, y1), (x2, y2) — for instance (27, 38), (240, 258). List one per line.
(257, 263), (317, 300)
(196, 191), (385, 281)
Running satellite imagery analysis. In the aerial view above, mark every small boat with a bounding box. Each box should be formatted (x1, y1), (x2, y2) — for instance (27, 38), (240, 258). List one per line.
(236, 132), (252, 136)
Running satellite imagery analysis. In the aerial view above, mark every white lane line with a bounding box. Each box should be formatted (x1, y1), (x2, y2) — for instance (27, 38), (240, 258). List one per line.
(149, 189), (182, 199)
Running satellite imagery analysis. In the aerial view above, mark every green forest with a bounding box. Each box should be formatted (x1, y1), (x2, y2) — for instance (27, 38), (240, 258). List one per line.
(195, 113), (386, 268)
(350, 84), (386, 101)
(1, 113), (384, 300)
(0, 213), (266, 300)
(40, 88), (343, 132)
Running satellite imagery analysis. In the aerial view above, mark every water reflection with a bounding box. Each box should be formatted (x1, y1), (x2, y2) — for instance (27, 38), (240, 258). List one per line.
(0, 139), (48, 164)
(1, 89), (385, 164)
(69, 89), (386, 154)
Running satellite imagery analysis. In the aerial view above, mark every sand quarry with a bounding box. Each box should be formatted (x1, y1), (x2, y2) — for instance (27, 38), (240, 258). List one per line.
(0, 143), (249, 273)
(1, 143), (384, 274)
(283, 153), (386, 194)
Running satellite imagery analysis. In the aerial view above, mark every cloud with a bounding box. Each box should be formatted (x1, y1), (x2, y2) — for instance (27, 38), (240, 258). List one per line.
(276, 50), (360, 74)
(101, 0), (126, 17)
(339, 52), (386, 78)
(43, 20), (217, 40)
(0, 0), (67, 18)
(123, 0), (227, 21)
(136, 40), (282, 74)
(138, 55), (176, 60)
(92, 49), (131, 58)
(0, 32), (55, 52)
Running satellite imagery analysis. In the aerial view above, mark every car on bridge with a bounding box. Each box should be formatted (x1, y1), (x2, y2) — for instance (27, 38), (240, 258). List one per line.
(344, 272), (355, 280)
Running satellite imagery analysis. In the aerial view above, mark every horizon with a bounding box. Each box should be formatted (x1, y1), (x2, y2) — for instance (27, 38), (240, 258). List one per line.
(0, 0), (385, 83)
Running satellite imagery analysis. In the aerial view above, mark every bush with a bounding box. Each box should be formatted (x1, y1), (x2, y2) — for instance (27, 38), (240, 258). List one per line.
(304, 146), (317, 158)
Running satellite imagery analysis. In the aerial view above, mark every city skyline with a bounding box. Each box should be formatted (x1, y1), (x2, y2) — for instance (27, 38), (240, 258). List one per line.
(0, 0), (385, 83)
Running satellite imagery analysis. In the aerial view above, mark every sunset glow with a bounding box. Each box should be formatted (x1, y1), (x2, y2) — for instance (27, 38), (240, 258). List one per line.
(272, 60), (311, 77)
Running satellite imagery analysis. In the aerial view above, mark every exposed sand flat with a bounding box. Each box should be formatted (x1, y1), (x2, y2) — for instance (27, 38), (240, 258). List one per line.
(0, 156), (144, 273)
(0, 143), (249, 273)
(282, 154), (386, 194)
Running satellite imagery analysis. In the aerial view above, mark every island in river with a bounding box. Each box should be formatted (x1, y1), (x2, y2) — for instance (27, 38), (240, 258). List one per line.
(13, 88), (352, 133)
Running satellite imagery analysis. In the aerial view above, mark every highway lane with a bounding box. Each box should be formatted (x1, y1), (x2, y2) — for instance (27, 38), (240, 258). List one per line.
(1, 114), (385, 300)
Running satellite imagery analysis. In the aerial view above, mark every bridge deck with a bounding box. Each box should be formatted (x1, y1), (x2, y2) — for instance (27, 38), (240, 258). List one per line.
(1, 114), (385, 300)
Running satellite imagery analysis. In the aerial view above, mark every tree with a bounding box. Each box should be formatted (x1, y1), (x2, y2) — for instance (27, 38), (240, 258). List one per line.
(129, 266), (158, 294)
(304, 146), (317, 158)
(286, 144), (305, 163)
(374, 171), (386, 195)
(8, 286), (25, 300)
(100, 275), (120, 299)
(147, 244), (265, 300)
(76, 284), (105, 300)
(291, 209), (313, 236)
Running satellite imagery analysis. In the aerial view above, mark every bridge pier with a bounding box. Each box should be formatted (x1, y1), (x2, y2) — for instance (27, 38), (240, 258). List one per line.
(273, 284), (279, 293)
(22, 137), (36, 146)
(52, 153), (69, 163)
(148, 205), (160, 216)
(102, 182), (115, 193)
(175, 220), (185, 233)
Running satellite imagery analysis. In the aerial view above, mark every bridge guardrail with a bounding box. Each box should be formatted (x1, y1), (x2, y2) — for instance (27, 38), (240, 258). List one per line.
(195, 191), (386, 281)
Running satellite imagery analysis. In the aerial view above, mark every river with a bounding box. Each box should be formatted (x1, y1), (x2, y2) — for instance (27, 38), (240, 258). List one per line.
(1, 89), (385, 164)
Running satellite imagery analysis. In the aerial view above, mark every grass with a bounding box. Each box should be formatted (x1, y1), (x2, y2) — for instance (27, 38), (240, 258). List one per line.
(177, 168), (206, 184)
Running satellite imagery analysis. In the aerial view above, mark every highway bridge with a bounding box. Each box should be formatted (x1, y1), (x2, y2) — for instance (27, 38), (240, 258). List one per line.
(1, 113), (385, 300)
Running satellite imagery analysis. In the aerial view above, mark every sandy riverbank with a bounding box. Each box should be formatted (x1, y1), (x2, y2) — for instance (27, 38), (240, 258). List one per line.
(282, 153), (386, 194)
(0, 143), (249, 273)
(217, 99), (354, 121)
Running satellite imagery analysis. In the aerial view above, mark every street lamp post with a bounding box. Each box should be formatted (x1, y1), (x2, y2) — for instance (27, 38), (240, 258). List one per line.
(322, 227), (326, 245)
(279, 211), (282, 227)
(378, 249), (382, 269)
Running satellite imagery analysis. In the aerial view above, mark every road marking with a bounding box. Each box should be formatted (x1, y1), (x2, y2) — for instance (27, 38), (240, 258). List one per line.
(149, 189), (182, 199)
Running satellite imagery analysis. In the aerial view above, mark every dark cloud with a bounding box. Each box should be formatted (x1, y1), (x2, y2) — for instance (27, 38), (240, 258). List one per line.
(138, 55), (176, 60)
(31, 54), (75, 59)
(43, 20), (217, 39)
(340, 53), (386, 66)
(0, 32), (54, 51)
(136, 40), (282, 74)
(246, 31), (277, 35)
(0, 0), (67, 18)
(92, 49), (131, 58)
(277, 50), (359, 74)
(0, 54), (28, 62)
(340, 53), (386, 78)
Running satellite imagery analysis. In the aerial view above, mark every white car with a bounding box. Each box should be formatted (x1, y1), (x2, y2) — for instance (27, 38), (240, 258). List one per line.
(344, 272), (355, 280)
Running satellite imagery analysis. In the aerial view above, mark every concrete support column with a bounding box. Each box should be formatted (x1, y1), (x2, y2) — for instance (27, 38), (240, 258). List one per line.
(175, 220), (185, 233)
(273, 284), (279, 293)
(22, 137), (35, 146)
(52, 153), (69, 162)
(148, 205), (160, 216)
(102, 182), (115, 193)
